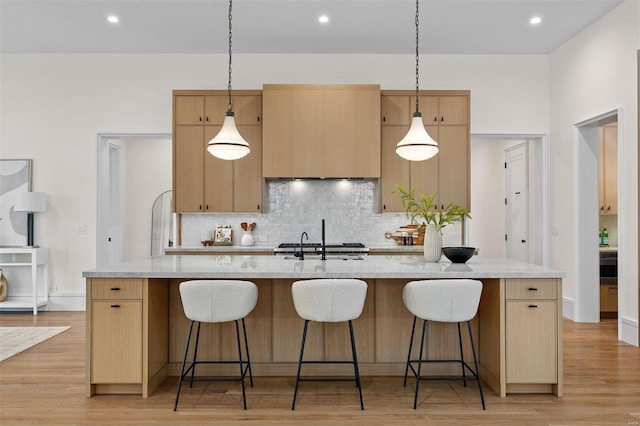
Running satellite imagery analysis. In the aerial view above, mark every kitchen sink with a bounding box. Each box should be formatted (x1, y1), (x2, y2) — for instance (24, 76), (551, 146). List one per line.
(282, 255), (364, 261)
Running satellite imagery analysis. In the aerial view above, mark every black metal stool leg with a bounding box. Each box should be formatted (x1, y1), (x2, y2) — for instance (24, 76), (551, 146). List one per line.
(467, 321), (486, 410)
(292, 320), (309, 410)
(235, 320), (247, 410)
(348, 320), (364, 410)
(413, 319), (427, 409)
(403, 316), (417, 387)
(174, 320), (195, 411)
(242, 318), (253, 387)
(189, 322), (202, 388)
(457, 322), (467, 387)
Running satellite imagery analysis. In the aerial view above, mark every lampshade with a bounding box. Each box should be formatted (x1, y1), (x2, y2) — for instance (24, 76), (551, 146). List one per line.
(207, 112), (251, 160)
(395, 113), (439, 161)
(14, 192), (47, 213)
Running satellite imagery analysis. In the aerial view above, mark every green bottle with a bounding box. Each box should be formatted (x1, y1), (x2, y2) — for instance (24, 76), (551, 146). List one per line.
(601, 227), (609, 246)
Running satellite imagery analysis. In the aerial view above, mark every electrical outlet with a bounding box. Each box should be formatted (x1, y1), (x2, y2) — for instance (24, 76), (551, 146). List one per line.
(76, 224), (87, 234)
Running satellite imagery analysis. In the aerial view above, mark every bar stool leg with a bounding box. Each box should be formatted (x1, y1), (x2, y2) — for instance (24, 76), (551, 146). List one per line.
(457, 322), (467, 387)
(403, 316), (417, 387)
(413, 319), (428, 410)
(242, 318), (254, 387)
(467, 321), (486, 410)
(348, 320), (364, 410)
(189, 322), (202, 388)
(292, 320), (309, 410)
(233, 320), (247, 410)
(174, 320), (195, 411)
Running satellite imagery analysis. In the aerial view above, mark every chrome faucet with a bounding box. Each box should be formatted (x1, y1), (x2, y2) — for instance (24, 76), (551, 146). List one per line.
(298, 232), (308, 260)
(321, 219), (326, 260)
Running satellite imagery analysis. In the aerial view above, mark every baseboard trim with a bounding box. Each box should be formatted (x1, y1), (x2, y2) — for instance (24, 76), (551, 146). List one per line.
(620, 316), (639, 347)
(562, 297), (574, 320)
(45, 292), (86, 311)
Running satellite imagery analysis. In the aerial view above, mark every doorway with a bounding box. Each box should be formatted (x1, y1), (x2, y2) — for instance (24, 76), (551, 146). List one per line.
(574, 111), (619, 324)
(96, 133), (172, 267)
(470, 134), (548, 265)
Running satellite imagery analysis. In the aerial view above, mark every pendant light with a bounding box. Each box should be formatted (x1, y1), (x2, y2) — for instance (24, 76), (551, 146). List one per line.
(207, 0), (250, 160)
(396, 0), (439, 162)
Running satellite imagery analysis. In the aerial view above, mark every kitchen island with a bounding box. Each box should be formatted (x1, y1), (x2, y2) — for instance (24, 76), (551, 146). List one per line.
(83, 255), (565, 399)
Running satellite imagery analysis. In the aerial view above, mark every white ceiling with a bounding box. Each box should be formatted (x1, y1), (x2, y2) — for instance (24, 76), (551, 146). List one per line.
(0, 0), (624, 55)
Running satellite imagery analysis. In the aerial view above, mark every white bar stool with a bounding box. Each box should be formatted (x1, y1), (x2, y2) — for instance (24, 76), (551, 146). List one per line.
(291, 278), (368, 410)
(174, 280), (258, 410)
(402, 279), (485, 410)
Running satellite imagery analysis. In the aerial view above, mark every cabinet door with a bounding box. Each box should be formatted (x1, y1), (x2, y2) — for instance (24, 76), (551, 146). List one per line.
(175, 96), (205, 125)
(233, 125), (263, 212)
(174, 126), (205, 212)
(204, 126), (233, 212)
(91, 301), (142, 383)
(381, 126), (410, 212)
(409, 125), (440, 205)
(506, 300), (557, 383)
(600, 284), (618, 312)
(416, 96), (439, 126)
(436, 126), (469, 210)
(204, 96), (229, 125)
(602, 125), (617, 214)
(381, 95), (411, 125)
(438, 96), (469, 125)
(233, 95), (262, 125)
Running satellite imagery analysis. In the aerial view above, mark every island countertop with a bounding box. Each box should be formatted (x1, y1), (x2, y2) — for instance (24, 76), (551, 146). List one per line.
(82, 255), (564, 279)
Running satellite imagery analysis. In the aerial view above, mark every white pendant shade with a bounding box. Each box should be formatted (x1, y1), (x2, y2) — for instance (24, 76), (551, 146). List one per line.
(396, 114), (439, 161)
(14, 191), (47, 213)
(207, 113), (250, 160)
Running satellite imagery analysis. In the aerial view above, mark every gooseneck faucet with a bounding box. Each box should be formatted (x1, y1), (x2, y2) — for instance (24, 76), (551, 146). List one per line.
(298, 232), (309, 260)
(321, 219), (326, 260)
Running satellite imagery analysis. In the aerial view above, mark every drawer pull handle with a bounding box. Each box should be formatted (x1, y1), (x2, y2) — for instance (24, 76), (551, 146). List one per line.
(110, 287), (120, 291)
(528, 304), (538, 308)
(110, 304), (120, 308)
(528, 287), (538, 291)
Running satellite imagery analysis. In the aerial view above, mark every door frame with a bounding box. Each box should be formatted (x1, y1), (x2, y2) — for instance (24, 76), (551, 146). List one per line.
(96, 132), (171, 268)
(504, 142), (530, 263)
(471, 133), (549, 266)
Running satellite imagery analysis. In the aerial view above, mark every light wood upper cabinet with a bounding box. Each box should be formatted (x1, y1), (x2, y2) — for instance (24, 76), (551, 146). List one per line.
(380, 90), (470, 212)
(173, 90), (263, 213)
(599, 125), (617, 215)
(263, 84), (381, 178)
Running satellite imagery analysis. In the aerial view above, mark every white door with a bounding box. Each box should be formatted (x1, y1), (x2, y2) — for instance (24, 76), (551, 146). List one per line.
(107, 143), (123, 266)
(505, 143), (529, 262)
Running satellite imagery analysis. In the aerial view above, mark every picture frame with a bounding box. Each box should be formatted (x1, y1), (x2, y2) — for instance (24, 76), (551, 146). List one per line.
(213, 225), (233, 246)
(0, 159), (32, 245)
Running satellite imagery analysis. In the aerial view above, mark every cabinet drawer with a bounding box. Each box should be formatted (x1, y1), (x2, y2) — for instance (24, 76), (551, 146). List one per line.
(506, 279), (557, 300)
(91, 279), (142, 300)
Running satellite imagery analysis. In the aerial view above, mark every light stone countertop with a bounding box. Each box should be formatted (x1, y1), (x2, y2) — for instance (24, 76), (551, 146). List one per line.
(165, 244), (423, 255)
(83, 255), (565, 280)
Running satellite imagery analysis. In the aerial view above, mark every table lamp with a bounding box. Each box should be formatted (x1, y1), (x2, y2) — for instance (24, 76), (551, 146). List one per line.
(14, 192), (47, 247)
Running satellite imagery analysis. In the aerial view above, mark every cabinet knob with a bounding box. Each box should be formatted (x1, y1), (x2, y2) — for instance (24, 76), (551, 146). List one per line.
(607, 206), (611, 211)
(205, 117), (209, 122)
(257, 116), (261, 122)
(205, 205), (209, 210)
(440, 116), (444, 122)
(257, 204), (260, 210)
(601, 206), (604, 211)
(199, 205), (203, 210)
(383, 204), (386, 210)
(110, 304), (120, 308)
(199, 116), (203, 122)
(110, 287), (120, 291)
(433, 116), (438, 123)
(528, 287), (538, 291)
(528, 304), (538, 308)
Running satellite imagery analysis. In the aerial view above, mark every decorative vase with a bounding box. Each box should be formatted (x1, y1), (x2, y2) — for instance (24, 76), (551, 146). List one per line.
(0, 268), (8, 302)
(423, 224), (442, 262)
(241, 231), (255, 246)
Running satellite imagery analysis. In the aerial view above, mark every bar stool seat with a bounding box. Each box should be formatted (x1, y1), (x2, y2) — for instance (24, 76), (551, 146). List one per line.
(291, 278), (368, 410)
(402, 279), (485, 410)
(174, 280), (258, 410)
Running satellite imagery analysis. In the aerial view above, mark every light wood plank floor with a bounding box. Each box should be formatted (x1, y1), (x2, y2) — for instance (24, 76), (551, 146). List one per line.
(0, 312), (638, 425)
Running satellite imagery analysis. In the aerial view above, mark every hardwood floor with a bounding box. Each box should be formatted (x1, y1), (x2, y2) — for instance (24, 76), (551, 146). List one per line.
(0, 312), (638, 425)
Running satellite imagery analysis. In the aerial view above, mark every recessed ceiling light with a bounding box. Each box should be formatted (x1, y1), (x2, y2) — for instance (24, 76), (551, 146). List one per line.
(318, 15), (329, 24)
(530, 16), (542, 25)
(107, 15), (119, 24)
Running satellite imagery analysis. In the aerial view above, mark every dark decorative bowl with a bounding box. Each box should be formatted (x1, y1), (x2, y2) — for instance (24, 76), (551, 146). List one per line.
(442, 247), (475, 263)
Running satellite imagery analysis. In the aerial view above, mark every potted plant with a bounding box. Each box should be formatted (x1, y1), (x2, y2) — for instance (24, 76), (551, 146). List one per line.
(394, 184), (471, 261)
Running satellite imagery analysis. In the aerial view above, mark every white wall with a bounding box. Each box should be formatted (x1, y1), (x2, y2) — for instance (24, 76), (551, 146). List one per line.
(119, 138), (172, 261)
(0, 53), (550, 297)
(549, 0), (638, 344)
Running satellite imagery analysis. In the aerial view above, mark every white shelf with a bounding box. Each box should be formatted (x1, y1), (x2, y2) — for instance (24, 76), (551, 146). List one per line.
(0, 247), (48, 315)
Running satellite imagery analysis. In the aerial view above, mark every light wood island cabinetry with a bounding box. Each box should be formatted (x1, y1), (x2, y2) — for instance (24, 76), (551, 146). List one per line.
(380, 90), (470, 212)
(173, 90), (263, 213)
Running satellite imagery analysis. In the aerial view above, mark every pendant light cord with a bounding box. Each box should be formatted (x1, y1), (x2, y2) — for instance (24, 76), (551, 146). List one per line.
(414, 0), (420, 114)
(227, 0), (233, 113)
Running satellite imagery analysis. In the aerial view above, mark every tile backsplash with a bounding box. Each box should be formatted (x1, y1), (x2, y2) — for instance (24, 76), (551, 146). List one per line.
(181, 180), (463, 247)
